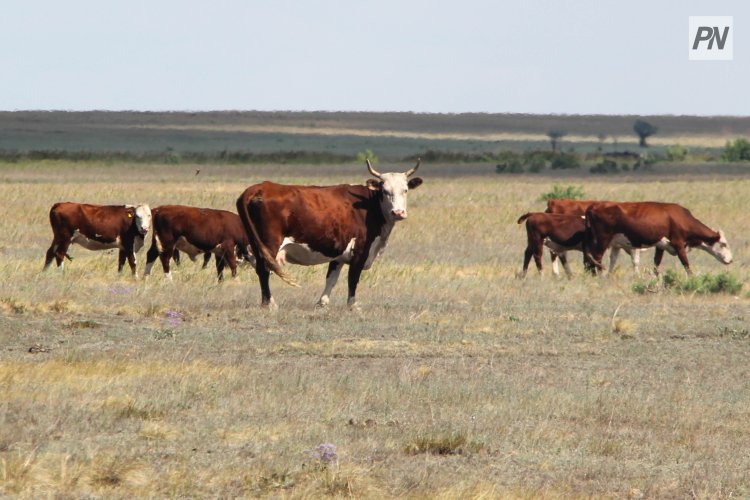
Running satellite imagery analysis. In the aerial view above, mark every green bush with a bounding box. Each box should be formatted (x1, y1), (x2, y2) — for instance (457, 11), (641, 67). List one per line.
(356, 149), (378, 165)
(662, 269), (743, 295)
(539, 184), (585, 201)
(550, 153), (580, 169)
(722, 138), (750, 162)
(665, 144), (689, 162)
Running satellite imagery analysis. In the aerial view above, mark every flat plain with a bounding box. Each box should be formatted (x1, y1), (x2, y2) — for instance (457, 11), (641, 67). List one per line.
(1, 156), (749, 498)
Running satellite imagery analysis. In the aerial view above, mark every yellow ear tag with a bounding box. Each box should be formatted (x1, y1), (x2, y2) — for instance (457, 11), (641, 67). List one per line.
(128, 213), (133, 218)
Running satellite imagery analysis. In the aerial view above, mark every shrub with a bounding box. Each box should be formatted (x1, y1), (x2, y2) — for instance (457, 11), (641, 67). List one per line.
(665, 144), (689, 162)
(539, 184), (585, 201)
(722, 138), (750, 162)
(356, 149), (378, 165)
(662, 269), (743, 295)
(549, 153), (580, 169)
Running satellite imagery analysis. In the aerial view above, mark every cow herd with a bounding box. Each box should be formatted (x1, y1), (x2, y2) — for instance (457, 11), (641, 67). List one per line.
(43, 160), (424, 309)
(43, 159), (734, 308)
(518, 199), (733, 278)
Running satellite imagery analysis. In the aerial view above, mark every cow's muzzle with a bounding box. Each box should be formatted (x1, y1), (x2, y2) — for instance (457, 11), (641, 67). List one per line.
(391, 210), (407, 220)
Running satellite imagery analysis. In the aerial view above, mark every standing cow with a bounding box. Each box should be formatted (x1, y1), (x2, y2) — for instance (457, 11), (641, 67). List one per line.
(236, 159), (423, 309)
(144, 205), (254, 281)
(584, 201), (732, 275)
(43, 202), (152, 276)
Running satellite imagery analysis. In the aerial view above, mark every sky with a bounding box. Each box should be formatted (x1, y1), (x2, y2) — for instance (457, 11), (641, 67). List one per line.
(1, 0), (748, 115)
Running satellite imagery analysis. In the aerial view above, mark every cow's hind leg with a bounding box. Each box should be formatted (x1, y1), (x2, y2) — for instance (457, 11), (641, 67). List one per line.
(255, 259), (275, 308)
(203, 252), (211, 269)
(317, 261), (343, 307)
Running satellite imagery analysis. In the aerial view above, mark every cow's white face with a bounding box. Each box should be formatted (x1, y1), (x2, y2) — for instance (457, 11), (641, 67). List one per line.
(710, 230), (733, 264)
(368, 173), (423, 221)
(134, 204), (152, 235)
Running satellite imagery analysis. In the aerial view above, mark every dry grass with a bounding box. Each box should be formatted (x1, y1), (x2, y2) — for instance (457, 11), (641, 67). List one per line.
(1, 161), (749, 497)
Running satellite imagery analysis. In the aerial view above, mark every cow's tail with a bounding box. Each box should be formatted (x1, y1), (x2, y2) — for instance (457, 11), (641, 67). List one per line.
(236, 193), (298, 287)
(517, 213), (532, 224)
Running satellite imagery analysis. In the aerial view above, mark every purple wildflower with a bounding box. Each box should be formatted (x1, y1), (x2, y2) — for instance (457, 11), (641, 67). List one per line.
(308, 443), (338, 465)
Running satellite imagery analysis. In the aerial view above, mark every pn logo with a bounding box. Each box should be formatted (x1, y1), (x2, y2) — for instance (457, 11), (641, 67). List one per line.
(689, 16), (733, 60)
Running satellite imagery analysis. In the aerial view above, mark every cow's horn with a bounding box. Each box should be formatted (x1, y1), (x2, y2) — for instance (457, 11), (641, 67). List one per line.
(366, 159), (382, 179)
(405, 157), (421, 177)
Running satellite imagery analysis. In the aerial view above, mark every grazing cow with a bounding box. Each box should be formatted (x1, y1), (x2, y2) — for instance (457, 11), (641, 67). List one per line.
(43, 202), (151, 275)
(236, 159), (423, 309)
(544, 198), (641, 274)
(584, 201), (732, 275)
(517, 212), (586, 278)
(144, 205), (255, 281)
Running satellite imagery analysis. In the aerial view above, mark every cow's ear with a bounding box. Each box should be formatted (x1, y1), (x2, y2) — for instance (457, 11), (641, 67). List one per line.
(366, 179), (382, 191)
(126, 207), (135, 218)
(408, 177), (423, 190)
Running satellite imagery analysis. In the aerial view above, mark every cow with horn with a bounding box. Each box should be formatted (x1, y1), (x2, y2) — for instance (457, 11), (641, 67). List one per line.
(236, 158), (424, 309)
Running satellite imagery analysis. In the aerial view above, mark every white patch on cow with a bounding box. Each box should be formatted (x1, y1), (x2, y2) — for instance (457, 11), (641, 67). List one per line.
(697, 230), (733, 264)
(129, 204), (152, 235)
(277, 237), (356, 266)
(376, 173), (411, 221)
(165, 271), (173, 281)
(655, 237), (678, 255)
(70, 229), (122, 251)
(363, 223), (394, 270)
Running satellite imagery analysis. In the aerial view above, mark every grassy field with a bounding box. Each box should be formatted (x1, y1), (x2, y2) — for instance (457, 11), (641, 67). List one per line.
(0, 159), (748, 498)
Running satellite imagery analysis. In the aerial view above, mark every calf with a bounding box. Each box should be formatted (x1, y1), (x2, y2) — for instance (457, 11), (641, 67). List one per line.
(144, 205), (254, 281)
(517, 212), (586, 277)
(43, 202), (151, 276)
(585, 201), (732, 275)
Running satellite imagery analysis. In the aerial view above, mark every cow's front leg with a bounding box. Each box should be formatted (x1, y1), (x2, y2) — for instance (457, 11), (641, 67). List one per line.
(653, 248), (665, 277)
(346, 262), (365, 310)
(317, 261), (343, 307)
(674, 244), (692, 275)
(125, 248), (138, 278)
(118, 249), (127, 274)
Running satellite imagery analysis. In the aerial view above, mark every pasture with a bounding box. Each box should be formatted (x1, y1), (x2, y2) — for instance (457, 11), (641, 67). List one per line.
(1, 160), (749, 498)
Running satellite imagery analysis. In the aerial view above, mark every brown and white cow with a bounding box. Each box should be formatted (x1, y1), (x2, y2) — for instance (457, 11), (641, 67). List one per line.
(584, 201), (732, 275)
(517, 212), (586, 278)
(236, 159), (423, 309)
(144, 205), (254, 281)
(545, 198), (641, 274)
(43, 202), (152, 275)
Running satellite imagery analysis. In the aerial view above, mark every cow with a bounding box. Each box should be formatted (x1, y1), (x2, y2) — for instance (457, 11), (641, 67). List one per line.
(544, 198), (641, 274)
(584, 201), (732, 276)
(143, 205), (255, 281)
(43, 202), (151, 276)
(236, 159), (423, 309)
(517, 212), (586, 278)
